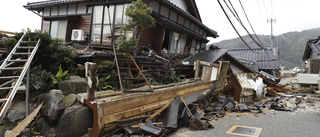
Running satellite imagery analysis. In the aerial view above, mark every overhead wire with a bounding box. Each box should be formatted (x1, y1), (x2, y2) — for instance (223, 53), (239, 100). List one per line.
(256, 0), (265, 22)
(270, 0), (276, 18)
(262, 0), (269, 18)
(224, 0), (265, 49)
(238, 0), (265, 48)
(217, 0), (255, 51)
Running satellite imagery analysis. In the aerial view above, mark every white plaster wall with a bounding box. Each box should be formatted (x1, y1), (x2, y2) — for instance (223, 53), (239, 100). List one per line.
(168, 0), (188, 12)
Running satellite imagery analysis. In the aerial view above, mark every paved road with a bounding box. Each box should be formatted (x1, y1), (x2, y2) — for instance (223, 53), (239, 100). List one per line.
(169, 98), (320, 137)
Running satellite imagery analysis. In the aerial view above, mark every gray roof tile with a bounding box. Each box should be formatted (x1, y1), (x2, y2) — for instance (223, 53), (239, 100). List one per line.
(227, 48), (279, 70)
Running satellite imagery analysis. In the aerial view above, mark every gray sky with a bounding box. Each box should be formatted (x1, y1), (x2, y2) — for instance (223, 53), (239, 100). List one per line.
(196, 0), (320, 43)
(1, 0), (320, 43)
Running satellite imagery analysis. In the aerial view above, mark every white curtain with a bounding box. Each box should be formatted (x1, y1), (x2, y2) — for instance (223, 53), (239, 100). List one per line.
(177, 34), (187, 54)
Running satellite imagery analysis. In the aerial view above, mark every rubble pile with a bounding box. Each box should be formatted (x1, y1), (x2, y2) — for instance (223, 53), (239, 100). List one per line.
(108, 91), (320, 137)
(108, 95), (264, 136)
(252, 92), (317, 112)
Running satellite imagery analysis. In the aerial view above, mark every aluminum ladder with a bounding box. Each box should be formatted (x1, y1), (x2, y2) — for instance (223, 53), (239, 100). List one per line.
(0, 31), (40, 123)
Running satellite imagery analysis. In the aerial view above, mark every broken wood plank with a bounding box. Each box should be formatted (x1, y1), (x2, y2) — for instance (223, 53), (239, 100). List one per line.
(87, 81), (215, 136)
(180, 97), (194, 119)
(6, 102), (44, 137)
(103, 98), (173, 124)
(131, 122), (163, 128)
(266, 87), (277, 97)
(145, 98), (174, 122)
(269, 86), (293, 92)
(100, 81), (213, 116)
(85, 62), (97, 101)
(194, 60), (200, 79)
(116, 115), (150, 123)
(216, 61), (230, 89)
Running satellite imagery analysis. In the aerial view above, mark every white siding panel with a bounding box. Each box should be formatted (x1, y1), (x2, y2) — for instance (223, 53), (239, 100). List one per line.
(168, 0), (188, 12)
(68, 4), (76, 14)
(160, 5), (169, 18)
(59, 5), (67, 15)
(149, 3), (159, 13)
(44, 7), (50, 16)
(77, 4), (87, 14)
(51, 6), (58, 16)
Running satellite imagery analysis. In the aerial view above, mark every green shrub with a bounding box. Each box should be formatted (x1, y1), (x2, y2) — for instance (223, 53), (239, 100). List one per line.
(50, 65), (69, 88)
(96, 61), (118, 90)
(4, 29), (76, 74)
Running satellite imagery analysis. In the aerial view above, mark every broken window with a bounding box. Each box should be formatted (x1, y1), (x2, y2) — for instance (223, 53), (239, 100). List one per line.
(169, 32), (180, 54)
(168, 32), (187, 54)
(190, 40), (196, 55)
(190, 41), (202, 54)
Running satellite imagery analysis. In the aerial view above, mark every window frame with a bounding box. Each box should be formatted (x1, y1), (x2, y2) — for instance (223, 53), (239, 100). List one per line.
(90, 4), (134, 46)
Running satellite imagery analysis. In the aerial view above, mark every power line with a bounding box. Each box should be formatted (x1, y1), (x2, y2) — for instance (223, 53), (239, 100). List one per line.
(256, 0), (265, 21)
(217, 0), (260, 52)
(262, 0), (269, 18)
(238, 0), (265, 48)
(271, 0), (276, 18)
(224, 0), (265, 49)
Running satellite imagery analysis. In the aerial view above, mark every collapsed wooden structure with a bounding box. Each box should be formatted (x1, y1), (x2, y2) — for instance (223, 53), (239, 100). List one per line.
(75, 61), (229, 136)
(78, 80), (214, 136)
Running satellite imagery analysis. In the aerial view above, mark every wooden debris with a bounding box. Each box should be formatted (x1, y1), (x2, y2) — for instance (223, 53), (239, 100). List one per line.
(266, 87), (277, 97)
(269, 86), (294, 92)
(6, 102), (44, 137)
(145, 98), (174, 122)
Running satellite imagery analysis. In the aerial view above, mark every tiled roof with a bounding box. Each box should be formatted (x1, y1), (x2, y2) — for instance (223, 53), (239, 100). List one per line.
(24, 0), (132, 9)
(184, 49), (228, 65)
(227, 48), (279, 70)
(24, 0), (85, 8)
(24, 0), (218, 38)
(185, 48), (279, 73)
(303, 36), (320, 60)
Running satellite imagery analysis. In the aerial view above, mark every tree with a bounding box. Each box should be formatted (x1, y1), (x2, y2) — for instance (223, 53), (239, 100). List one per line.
(117, 0), (156, 55)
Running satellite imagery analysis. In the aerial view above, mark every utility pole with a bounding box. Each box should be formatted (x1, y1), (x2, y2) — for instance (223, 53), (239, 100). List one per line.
(267, 18), (276, 55)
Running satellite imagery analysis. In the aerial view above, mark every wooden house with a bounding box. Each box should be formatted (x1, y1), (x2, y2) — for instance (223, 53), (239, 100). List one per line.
(185, 48), (280, 75)
(303, 36), (320, 74)
(24, 0), (218, 56)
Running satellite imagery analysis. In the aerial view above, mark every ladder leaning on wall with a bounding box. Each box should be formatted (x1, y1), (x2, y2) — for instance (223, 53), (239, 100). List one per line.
(0, 31), (41, 123)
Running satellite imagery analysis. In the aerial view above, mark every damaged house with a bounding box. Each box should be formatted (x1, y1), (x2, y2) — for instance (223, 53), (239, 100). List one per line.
(184, 48), (280, 103)
(18, 0), (222, 136)
(303, 36), (320, 74)
(24, 0), (218, 59)
(185, 48), (280, 76)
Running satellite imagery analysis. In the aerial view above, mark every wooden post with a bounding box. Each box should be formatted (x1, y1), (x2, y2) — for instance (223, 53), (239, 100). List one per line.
(85, 62), (97, 101)
(194, 60), (200, 80)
